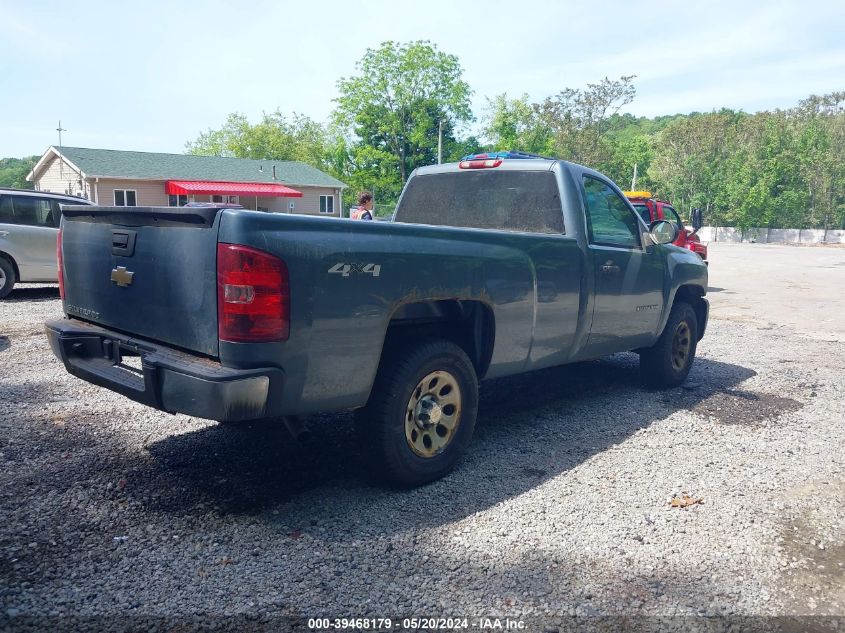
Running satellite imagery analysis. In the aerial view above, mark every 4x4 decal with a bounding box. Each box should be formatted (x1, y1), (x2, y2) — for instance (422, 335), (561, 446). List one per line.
(328, 263), (381, 277)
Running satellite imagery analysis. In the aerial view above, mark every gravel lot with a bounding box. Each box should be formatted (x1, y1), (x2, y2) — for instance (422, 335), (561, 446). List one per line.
(1, 243), (843, 631)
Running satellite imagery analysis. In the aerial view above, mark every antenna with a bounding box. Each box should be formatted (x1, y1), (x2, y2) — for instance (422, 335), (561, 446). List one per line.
(56, 120), (67, 180)
(56, 120), (66, 147)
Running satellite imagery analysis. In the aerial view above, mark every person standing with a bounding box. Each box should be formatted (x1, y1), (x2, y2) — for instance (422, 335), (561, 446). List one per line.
(351, 192), (374, 220)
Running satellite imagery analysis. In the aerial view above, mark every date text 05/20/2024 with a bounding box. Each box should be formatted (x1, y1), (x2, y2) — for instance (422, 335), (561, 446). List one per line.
(307, 617), (526, 630)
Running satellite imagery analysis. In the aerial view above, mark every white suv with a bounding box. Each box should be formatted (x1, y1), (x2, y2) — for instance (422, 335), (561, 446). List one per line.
(0, 188), (93, 299)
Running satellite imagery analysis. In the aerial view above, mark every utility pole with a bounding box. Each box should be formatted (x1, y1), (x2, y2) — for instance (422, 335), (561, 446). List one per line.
(631, 163), (638, 190)
(437, 120), (443, 165)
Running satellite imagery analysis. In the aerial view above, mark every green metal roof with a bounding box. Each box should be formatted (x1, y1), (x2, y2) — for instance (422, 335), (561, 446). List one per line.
(52, 146), (346, 189)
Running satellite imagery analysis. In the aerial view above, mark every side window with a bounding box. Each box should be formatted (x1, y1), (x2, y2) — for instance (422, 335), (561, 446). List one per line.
(50, 201), (64, 227)
(0, 196), (13, 224)
(632, 203), (651, 225)
(664, 206), (683, 229)
(582, 177), (641, 249)
(9, 197), (56, 228)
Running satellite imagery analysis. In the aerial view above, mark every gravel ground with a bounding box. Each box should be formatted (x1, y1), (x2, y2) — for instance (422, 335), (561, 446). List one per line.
(1, 243), (844, 632)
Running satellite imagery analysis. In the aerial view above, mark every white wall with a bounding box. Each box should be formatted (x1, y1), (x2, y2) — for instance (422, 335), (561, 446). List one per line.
(699, 226), (845, 244)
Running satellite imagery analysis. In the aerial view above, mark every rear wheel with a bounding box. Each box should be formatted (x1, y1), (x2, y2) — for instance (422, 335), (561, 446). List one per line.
(0, 257), (16, 300)
(640, 301), (698, 388)
(355, 339), (478, 487)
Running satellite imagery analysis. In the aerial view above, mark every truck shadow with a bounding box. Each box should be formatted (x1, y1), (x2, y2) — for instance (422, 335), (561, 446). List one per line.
(135, 354), (758, 530)
(5, 285), (60, 302)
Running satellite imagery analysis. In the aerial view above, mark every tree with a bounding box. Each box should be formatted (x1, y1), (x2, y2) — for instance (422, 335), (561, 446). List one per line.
(792, 92), (845, 229)
(482, 75), (638, 177)
(186, 111), (329, 168)
(333, 41), (473, 189)
(535, 75), (637, 168)
(482, 93), (553, 154)
(0, 156), (38, 189)
(648, 111), (743, 224)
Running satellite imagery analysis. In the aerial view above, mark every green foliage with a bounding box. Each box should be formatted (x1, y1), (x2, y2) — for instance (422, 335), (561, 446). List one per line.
(186, 111), (329, 168)
(482, 93), (553, 155)
(183, 48), (845, 229)
(333, 40), (473, 203)
(648, 100), (845, 229)
(483, 76), (637, 169)
(0, 156), (38, 189)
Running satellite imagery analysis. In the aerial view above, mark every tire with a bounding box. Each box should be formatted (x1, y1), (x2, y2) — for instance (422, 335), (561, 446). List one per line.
(0, 257), (16, 300)
(639, 301), (698, 388)
(355, 339), (479, 487)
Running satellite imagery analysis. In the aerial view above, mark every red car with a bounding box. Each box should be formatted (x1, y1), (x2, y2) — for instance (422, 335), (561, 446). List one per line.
(624, 191), (708, 263)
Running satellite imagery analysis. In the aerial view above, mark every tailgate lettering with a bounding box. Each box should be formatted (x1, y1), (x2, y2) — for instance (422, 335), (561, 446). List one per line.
(328, 263), (381, 277)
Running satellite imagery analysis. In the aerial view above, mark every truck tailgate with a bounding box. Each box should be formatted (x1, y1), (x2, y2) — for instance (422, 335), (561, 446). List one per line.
(60, 206), (220, 358)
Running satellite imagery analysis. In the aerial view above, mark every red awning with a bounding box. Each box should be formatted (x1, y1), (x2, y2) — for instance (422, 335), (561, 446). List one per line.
(165, 180), (302, 197)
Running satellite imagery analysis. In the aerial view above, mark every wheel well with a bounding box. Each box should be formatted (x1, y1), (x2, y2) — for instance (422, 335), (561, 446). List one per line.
(384, 300), (495, 379)
(674, 285), (707, 340)
(0, 252), (19, 281)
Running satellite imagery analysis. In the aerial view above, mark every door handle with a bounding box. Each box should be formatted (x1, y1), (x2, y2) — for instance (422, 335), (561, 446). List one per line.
(600, 261), (620, 274)
(0, 231), (9, 237)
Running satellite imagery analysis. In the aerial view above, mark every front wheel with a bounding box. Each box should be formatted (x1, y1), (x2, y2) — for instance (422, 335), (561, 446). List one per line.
(0, 257), (16, 300)
(639, 301), (699, 388)
(355, 339), (479, 487)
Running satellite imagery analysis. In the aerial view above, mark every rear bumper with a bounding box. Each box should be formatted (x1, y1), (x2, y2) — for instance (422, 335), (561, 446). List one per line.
(45, 318), (285, 422)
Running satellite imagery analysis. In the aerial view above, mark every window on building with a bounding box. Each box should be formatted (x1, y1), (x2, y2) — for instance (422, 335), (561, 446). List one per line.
(114, 190), (137, 206)
(582, 176), (641, 249)
(319, 195), (334, 214)
(168, 194), (188, 207)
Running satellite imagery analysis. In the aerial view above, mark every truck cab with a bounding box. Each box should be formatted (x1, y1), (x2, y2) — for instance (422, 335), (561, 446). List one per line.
(624, 192), (708, 263)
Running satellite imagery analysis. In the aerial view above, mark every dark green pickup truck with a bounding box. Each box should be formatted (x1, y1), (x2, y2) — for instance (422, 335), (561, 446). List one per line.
(46, 154), (708, 486)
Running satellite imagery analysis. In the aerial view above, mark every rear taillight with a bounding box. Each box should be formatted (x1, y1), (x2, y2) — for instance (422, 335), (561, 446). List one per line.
(217, 244), (289, 343)
(57, 229), (65, 301)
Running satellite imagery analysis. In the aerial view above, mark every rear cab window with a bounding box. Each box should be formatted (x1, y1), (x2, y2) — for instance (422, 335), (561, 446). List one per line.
(395, 170), (564, 234)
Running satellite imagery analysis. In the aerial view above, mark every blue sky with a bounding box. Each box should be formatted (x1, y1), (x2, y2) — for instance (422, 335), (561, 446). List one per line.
(2, 0), (844, 158)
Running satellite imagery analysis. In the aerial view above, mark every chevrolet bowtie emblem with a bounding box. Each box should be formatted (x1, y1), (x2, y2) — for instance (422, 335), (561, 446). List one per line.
(110, 266), (135, 287)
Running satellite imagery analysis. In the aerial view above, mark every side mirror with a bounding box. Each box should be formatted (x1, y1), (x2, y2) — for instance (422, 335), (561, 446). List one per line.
(692, 207), (704, 230)
(649, 220), (678, 245)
